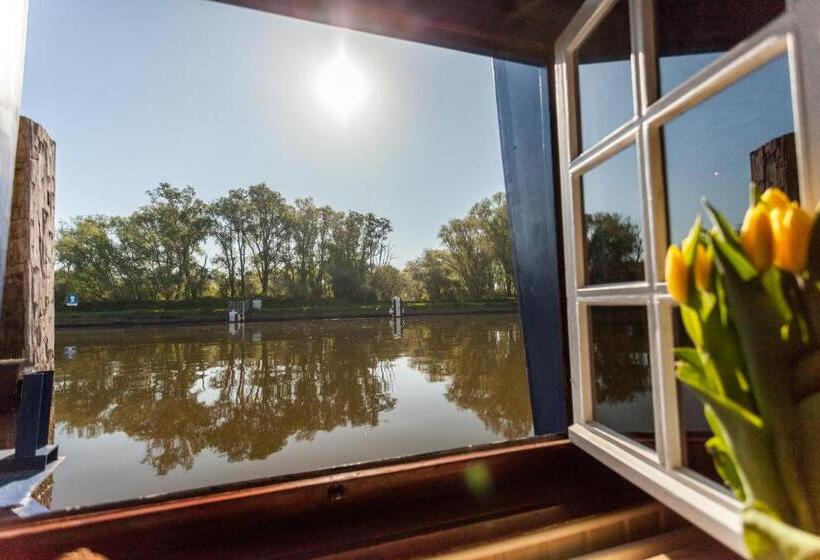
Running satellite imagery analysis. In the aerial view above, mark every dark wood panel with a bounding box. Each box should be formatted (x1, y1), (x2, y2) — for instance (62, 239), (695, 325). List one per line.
(0, 438), (648, 558)
(210, 0), (583, 65)
(494, 59), (569, 434)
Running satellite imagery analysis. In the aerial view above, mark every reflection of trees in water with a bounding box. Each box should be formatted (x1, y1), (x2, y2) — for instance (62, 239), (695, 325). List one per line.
(55, 323), (398, 475)
(54, 317), (531, 475)
(590, 307), (651, 404)
(403, 317), (532, 439)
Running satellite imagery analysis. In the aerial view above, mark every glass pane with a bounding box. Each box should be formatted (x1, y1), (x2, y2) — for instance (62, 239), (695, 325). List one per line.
(673, 310), (721, 483)
(590, 306), (654, 448)
(576, 0), (633, 151)
(663, 55), (796, 245)
(655, 0), (785, 97)
(581, 145), (644, 285)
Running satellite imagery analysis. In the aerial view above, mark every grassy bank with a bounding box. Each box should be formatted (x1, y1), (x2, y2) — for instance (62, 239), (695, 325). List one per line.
(56, 300), (518, 328)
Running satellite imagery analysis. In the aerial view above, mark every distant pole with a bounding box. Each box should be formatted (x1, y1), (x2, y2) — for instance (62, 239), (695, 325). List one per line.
(391, 296), (402, 318)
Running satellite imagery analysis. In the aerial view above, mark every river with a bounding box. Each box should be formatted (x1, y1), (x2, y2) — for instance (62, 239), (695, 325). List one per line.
(46, 314), (533, 510)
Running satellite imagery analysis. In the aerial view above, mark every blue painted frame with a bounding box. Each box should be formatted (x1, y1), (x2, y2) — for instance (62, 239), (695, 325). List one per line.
(494, 59), (569, 435)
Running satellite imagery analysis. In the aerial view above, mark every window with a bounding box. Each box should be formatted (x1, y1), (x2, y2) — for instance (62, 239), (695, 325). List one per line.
(11, 0), (534, 514)
(555, 0), (820, 553)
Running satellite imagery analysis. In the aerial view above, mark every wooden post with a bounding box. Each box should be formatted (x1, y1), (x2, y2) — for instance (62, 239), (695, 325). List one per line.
(749, 132), (799, 201)
(0, 117), (56, 448)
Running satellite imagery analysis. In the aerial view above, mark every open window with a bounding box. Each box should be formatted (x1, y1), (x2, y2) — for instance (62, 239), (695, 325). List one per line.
(554, 0), (820, 552)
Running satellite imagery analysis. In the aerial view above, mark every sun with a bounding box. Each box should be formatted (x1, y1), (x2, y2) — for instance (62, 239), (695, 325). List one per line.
(316, 50), (368, 121)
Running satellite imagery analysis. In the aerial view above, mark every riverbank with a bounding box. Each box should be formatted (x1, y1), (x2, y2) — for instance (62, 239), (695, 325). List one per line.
(56, 300), (518, 329)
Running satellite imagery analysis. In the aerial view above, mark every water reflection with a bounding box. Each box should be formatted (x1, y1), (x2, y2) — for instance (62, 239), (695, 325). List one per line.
(51, 315), (531, 509)
(589, 306), (654, 447)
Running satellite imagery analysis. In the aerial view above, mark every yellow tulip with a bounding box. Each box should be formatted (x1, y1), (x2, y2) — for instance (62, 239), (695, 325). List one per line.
(770, 203), (813, 275)
(760, 187), (791, 209)
(665, 245), (689, 304)
(740, 203), (774, 272)
(694, 244), (713, 291)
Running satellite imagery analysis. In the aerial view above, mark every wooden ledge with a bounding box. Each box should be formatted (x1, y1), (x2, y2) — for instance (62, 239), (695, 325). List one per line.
(0, 437), (650, 558)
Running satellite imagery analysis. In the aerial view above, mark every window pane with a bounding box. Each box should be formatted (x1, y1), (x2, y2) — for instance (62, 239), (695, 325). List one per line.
(576, 0), (633, 151)
(663, 55), (796, 245)
(581, 145), (644, 285)
(655, 0), (785, 97)
(673, 310), (721, 483)
(590, 306), (654, 449)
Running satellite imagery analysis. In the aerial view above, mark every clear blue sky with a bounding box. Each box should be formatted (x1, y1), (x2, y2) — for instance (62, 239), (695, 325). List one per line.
(21, 0), (505, 266)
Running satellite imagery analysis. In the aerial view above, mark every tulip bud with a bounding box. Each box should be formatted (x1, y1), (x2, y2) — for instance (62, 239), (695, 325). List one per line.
(694, 244), (713, 291)
(740, 203), (774, 272)
(665, 245), (689, 304)
(761, 187), (791, 210)
(770, 203), (813, 275)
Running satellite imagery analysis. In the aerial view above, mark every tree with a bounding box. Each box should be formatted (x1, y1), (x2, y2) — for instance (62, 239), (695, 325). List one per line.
(584, 212), (643, 284)
(371, 265), (405, 301)
(471, 192), (515, 297)
(137, 184), (211, 300)
(211, 188), (250, 298)
(55, 216), (120, 300)
(329, 211), (392, 301)
(289, 197), (320, 299)
(438, 215), (494, 300)
(245, 184), (290, 296)
(404, 249), (461, 302)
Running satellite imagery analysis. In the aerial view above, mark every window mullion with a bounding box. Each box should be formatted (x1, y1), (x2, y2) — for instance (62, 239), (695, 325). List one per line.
(791, 2), (820, 207)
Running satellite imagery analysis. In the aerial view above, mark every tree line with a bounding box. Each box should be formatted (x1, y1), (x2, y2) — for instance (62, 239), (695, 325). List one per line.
(56, 183), (517, 304)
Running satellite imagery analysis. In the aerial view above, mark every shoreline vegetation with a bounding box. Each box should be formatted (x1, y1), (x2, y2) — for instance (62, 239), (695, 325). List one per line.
(57, 184), (516, 310)
(56, 300), (518, 329)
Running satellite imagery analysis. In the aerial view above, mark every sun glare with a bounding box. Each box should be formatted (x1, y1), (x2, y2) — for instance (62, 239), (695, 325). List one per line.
(316, 50), (368, 122)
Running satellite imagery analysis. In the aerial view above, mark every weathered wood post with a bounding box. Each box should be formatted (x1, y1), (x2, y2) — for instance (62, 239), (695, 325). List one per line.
(0, 117), (57, 449)
(750, 132), (799, 201)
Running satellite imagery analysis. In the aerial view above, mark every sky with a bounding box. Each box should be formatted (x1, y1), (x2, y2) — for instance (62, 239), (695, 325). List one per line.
(21, 0), (506, 266)
(578, 52), (794, 251)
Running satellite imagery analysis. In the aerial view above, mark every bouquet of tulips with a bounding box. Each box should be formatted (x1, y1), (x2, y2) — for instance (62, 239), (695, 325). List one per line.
(665, 186), (820, 559)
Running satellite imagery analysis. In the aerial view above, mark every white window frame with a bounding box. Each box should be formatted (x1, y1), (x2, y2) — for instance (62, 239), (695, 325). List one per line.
(554, 0), (820, 554)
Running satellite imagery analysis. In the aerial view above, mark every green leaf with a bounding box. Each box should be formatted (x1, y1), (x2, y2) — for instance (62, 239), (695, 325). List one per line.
(744, 507), (820, 560)
(704, 200), (758, 281)
(761, 268), (794, 326)
(704, 405), (745, 501)
(713, 245), (814, 530)
(797, 391), (820, 531)
(682, 216), (702, 266)
(677, 359), (791, 520)
(794, 350), (820, 401)
(680, 305), (704, 347)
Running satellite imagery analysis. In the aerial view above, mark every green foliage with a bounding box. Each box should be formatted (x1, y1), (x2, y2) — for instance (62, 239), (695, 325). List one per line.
(435, 193), (515, 301)
(57, 185), (515, 305)
(675, 200), (820, 559)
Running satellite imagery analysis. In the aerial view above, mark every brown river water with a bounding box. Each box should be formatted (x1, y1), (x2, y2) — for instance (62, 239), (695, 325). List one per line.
(45, 314), (532, 510)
